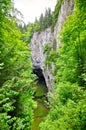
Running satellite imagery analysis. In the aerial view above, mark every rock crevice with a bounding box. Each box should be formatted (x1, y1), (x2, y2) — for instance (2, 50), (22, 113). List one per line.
(30, 0), (74, 92)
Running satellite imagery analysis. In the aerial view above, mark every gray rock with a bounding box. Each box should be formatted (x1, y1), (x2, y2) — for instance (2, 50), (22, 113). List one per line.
(30, 0), (74, 92)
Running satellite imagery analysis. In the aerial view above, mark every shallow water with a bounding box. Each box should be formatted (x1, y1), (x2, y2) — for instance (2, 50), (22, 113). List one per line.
(31, 81), (48, 130)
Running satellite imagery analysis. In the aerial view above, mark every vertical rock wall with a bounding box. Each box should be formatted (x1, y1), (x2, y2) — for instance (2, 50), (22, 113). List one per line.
(30, 0), (74, 92)
(31, 28), (54, 92)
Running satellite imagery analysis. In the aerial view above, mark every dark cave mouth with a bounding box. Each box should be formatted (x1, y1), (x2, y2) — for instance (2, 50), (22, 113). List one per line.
(33, 67), (46, 84)
(33, 67), (48, 101)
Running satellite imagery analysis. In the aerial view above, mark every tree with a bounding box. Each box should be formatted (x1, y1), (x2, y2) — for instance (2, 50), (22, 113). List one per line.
(59, 0), (86, 86)
(40, 0), (86, 129)
(44, 8), (52, 28)
(22, 23), (34, 43)
(0, 0), (35, 129)
(52, 0), (63, 31)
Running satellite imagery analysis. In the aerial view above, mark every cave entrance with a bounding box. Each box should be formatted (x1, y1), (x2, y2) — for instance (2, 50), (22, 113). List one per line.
(32, 67), (48, 130)
(33, 67), (46, 85)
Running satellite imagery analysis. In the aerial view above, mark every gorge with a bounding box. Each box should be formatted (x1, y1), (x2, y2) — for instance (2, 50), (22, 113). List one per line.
(0, 0), (86, 129)
(31, 1), (74, 127)
(31, 0), (74, 92)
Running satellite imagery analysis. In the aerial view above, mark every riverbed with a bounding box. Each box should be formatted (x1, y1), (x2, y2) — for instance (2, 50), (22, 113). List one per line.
(31, 81), (48, 130)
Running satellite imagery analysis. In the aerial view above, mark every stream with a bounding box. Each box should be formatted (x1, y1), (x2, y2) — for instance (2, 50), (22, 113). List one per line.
(31, 80), (48, 130)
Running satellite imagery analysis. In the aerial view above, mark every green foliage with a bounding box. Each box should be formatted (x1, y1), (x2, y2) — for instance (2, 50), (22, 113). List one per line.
(16, 88), (36, 130)
(22, 23), (34, 43)
(40, 0), (86, 129)
(40, 83), (86, 130)
(52, 0), (63, 31)
(33, 21), (40, 32)
(0, 0), (35, 129)
(43, 43), (51, 53)
(0, 80), (19, 129)
(45, 51), (57, 67)
(39, 8), (52, 31)
(22, 21), (40, 44)
(59, 0), (86, 86)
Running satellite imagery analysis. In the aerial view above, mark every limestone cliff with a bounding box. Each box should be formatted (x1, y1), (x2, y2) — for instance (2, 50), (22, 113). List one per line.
(30, 0), (74, 92)
(31, 28), (54, 92)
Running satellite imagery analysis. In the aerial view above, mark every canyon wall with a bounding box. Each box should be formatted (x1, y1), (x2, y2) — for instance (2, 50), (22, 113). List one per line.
(30, 0), (74, 92)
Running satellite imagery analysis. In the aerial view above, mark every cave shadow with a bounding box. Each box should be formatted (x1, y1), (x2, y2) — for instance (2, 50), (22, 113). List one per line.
(33, 67), (46, 86)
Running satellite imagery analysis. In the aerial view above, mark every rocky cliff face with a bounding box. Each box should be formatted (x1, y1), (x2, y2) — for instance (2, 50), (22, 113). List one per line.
(54, 0), (74, 48)
(30, 0), (74, 92)
(31, 28), (54, 92)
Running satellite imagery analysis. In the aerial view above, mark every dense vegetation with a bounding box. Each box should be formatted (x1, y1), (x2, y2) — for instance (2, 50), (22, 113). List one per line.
(0, 0), (36, 129)
(0, 0), (86, 130)
(40, 0), (86, 129)
(51, 0), (63, 30)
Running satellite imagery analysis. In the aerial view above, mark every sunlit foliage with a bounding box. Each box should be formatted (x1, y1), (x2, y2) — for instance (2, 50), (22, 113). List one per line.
(40, 0), (86, 129)
(0, 0), (35, 129)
